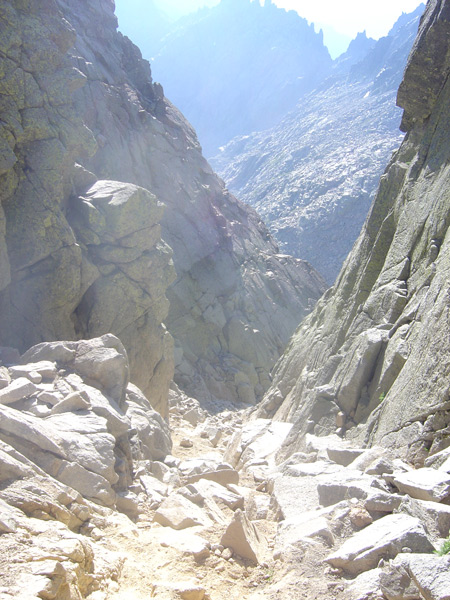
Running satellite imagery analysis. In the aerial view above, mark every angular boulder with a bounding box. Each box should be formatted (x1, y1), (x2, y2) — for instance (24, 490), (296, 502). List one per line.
(220, 508), (266, 564)
(326, 514), (434, 576)
(390, 468), (450, 503)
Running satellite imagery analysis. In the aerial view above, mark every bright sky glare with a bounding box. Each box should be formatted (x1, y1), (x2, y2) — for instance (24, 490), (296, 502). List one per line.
(275, 0), (424, 39)
(149, 0), (424, 39)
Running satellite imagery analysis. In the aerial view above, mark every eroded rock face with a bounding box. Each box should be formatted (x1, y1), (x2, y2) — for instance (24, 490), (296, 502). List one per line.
(58, 0), (326, 409)
(258, 0), (450, 465)
(0, 0), (325, 413)
(0, 0), (175, 415)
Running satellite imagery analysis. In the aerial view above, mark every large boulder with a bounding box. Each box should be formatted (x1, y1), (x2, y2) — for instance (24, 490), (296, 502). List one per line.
(59, 0), (327, 410)
(326, 514), (434, 576)
(0, 336), (171, 508)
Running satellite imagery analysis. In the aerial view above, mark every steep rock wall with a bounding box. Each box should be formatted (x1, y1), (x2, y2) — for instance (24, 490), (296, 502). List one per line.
(258, 0), (450, 466)
(0, 0), (175, 415)
(60, 0), (326, 409)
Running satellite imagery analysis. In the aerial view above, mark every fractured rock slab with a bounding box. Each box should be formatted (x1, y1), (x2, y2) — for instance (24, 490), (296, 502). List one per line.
(317, 470), (387, 507)
(407, 554), (450, 600)
(221, 508), (266, 563)
(390, 468), (450, 503)
(397, 496), (450, 538)
(155, 528), (210, 560)
(326, 514), (434, 576)
(154, 493), (213, 530)
(0, 377), (38, 405)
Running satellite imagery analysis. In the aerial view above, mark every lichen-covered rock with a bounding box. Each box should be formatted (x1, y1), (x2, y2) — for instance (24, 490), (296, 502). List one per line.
(258, 0), (450, 465)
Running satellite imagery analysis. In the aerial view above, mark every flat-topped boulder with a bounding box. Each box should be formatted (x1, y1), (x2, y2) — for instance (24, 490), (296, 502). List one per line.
(326, 514), (434, 576)
(389, 468), (450, 503)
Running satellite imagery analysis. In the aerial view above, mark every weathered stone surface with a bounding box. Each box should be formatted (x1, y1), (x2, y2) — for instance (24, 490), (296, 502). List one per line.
(0, 378), (38, 405)
(188, 479), (244, 511)
(326, 447), (365, 467)
(364, 491), (404, 514)
(347, 569), (385, 600)
(224, 419), (293, 470)
(156, 528), (210, 560)
(179, 458), (239, 486)
(221, 509), (266, 564)
(407, 553), (450, 600)
(125, 384), (172, 461)
(425, 446), (450, 472)
(317, 470), (388, 507)
(0, 336), (172, 516)
(8, 362), (57, 381)
(276, 512), (334, 551)
(397, 496), (450, 538)
(326, 514), (434, 576)
(257, 0), (450, 467)
(380, 561), (421, 600)
(61, 0), (326, 413)
(50, 391), (91, 414)
(390, 468), (450, 503)
(0, 0), (174, 414)
(153, 493), (212, 530)
(156, 580), (206, 600)
(245, 492), (271, 521)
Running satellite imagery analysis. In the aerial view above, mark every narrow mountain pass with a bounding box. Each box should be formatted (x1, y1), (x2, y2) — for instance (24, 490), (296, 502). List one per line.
(102, 394), (345, 600)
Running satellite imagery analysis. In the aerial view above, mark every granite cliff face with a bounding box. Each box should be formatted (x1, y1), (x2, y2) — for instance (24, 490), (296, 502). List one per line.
(0, 0), (325, 415)
(258, 0), (450, 466)
(213, 6), (425, 283)
(147, 0), (332, 156)
(0, 0), (175, 416)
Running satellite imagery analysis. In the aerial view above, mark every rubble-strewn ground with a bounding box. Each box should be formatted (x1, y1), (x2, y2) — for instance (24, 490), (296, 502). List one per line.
(1, 341), (449, 600)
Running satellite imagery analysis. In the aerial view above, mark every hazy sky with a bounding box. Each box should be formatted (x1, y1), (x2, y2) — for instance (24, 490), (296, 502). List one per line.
(276, 0), (424, 38)
(147, 0), (424, 38)
(116, 0), (425, 58)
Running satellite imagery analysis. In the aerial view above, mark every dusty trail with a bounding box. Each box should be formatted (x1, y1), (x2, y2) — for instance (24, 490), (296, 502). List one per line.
(101, 405), (344, 600)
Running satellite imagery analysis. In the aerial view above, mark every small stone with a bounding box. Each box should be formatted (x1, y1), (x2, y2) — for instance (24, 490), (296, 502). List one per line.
(180, 438), (194, 448)
(349, 506), (373, 528)
(336, 412), (346, 427)
(222, 548), (233, 560)
(27, 371), (42, 384)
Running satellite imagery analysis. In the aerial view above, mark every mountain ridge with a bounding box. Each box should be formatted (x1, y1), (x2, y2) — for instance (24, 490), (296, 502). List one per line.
(213, 5), (425, 283)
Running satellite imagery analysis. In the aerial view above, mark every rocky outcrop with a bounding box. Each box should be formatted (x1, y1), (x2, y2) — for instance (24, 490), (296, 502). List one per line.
(0, 0), (175, 415)
(213, 6), (424, 283)
(0, 0), (325, 413)
(59, 0), (326, 409)
(0, 335), (172, 598)
(257, 0), (450, 466)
